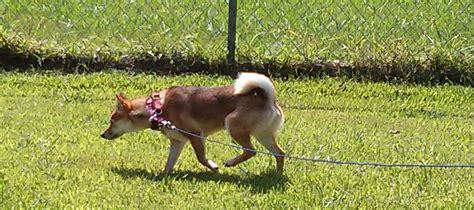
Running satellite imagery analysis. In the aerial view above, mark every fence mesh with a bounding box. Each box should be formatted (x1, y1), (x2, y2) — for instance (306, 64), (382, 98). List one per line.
(1, 0), (472, 69)
(1, 0), (229, 60)
(236, 0), (472, 64)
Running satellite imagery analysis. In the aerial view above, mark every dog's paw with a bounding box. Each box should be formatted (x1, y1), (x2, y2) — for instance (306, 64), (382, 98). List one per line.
(211, 166), (219, 172)
(208, 160), (219, 172)
(223, 159), (234, 167)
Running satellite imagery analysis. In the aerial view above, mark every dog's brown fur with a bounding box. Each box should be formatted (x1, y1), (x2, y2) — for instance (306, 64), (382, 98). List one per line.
(101, 72), (285, 173)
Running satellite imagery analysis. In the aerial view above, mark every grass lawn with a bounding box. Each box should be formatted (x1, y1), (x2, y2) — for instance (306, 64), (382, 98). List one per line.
(1, 71), (473, 208)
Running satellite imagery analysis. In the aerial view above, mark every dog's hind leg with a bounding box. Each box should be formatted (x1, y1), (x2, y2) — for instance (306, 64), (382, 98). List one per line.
(223, 130), (256, 167)
(254, 134), (285, 172)
(164, 139), (186, 173)
(223, 115), (256, 167)
(187, 134), (219, 172)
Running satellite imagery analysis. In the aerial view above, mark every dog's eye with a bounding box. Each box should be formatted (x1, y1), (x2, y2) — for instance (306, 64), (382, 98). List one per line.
(110, 120), (114, 125)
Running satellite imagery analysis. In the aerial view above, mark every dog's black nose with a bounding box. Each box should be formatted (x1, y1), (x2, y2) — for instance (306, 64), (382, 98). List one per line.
(100, 133), (105, 138)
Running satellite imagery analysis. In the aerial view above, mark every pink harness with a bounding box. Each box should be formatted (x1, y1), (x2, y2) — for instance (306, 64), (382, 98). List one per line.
(146, 92), (166, 130)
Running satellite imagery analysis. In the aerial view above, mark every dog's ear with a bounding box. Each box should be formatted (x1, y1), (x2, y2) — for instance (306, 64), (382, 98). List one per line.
(116, 92), (132, 112)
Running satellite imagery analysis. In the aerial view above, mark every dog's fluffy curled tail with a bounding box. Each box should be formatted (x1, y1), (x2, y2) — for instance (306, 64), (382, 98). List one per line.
(233, 72), (276, 101)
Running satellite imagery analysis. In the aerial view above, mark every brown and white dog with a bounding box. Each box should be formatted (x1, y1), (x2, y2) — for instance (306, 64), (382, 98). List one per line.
(101, 72), (285, 173)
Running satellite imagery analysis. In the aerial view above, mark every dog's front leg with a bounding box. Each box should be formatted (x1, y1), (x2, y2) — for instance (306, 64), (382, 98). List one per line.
(188, 136), (219, 172)
(164, 139), (186, 173)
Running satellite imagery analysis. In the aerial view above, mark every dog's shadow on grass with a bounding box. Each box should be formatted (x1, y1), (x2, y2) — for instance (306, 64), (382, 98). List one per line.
(111, 166), (288, 194)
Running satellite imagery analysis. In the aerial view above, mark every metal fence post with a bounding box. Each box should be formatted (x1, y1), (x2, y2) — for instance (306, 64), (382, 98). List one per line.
(227, 0), (237, 64)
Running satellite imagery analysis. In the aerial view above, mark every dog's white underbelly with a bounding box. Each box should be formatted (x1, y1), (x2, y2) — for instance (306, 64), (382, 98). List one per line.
(161, 128), (189, 142)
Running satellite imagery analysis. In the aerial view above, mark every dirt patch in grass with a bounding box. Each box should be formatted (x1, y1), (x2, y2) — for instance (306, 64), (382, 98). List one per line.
(1, 41), (472, 86)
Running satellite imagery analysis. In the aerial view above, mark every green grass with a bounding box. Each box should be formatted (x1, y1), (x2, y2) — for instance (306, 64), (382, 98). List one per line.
(1, 1), (472, 83)
(1, 71), (473, 208)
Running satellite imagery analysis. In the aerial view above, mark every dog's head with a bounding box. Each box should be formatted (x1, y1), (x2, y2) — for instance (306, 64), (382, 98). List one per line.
(101, 92), (150, 140)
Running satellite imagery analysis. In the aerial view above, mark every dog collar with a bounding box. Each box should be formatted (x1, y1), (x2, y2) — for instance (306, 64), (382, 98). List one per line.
(146, 92), (166, 130)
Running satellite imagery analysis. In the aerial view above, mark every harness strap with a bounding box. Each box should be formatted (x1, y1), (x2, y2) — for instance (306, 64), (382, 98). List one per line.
(146, 92), (166, 130)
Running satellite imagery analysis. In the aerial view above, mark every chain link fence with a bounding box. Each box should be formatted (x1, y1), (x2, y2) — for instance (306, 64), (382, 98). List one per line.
(1, 0), (472, 80)
(237, 1), (472, 63)
(1, 0), (229, 59)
